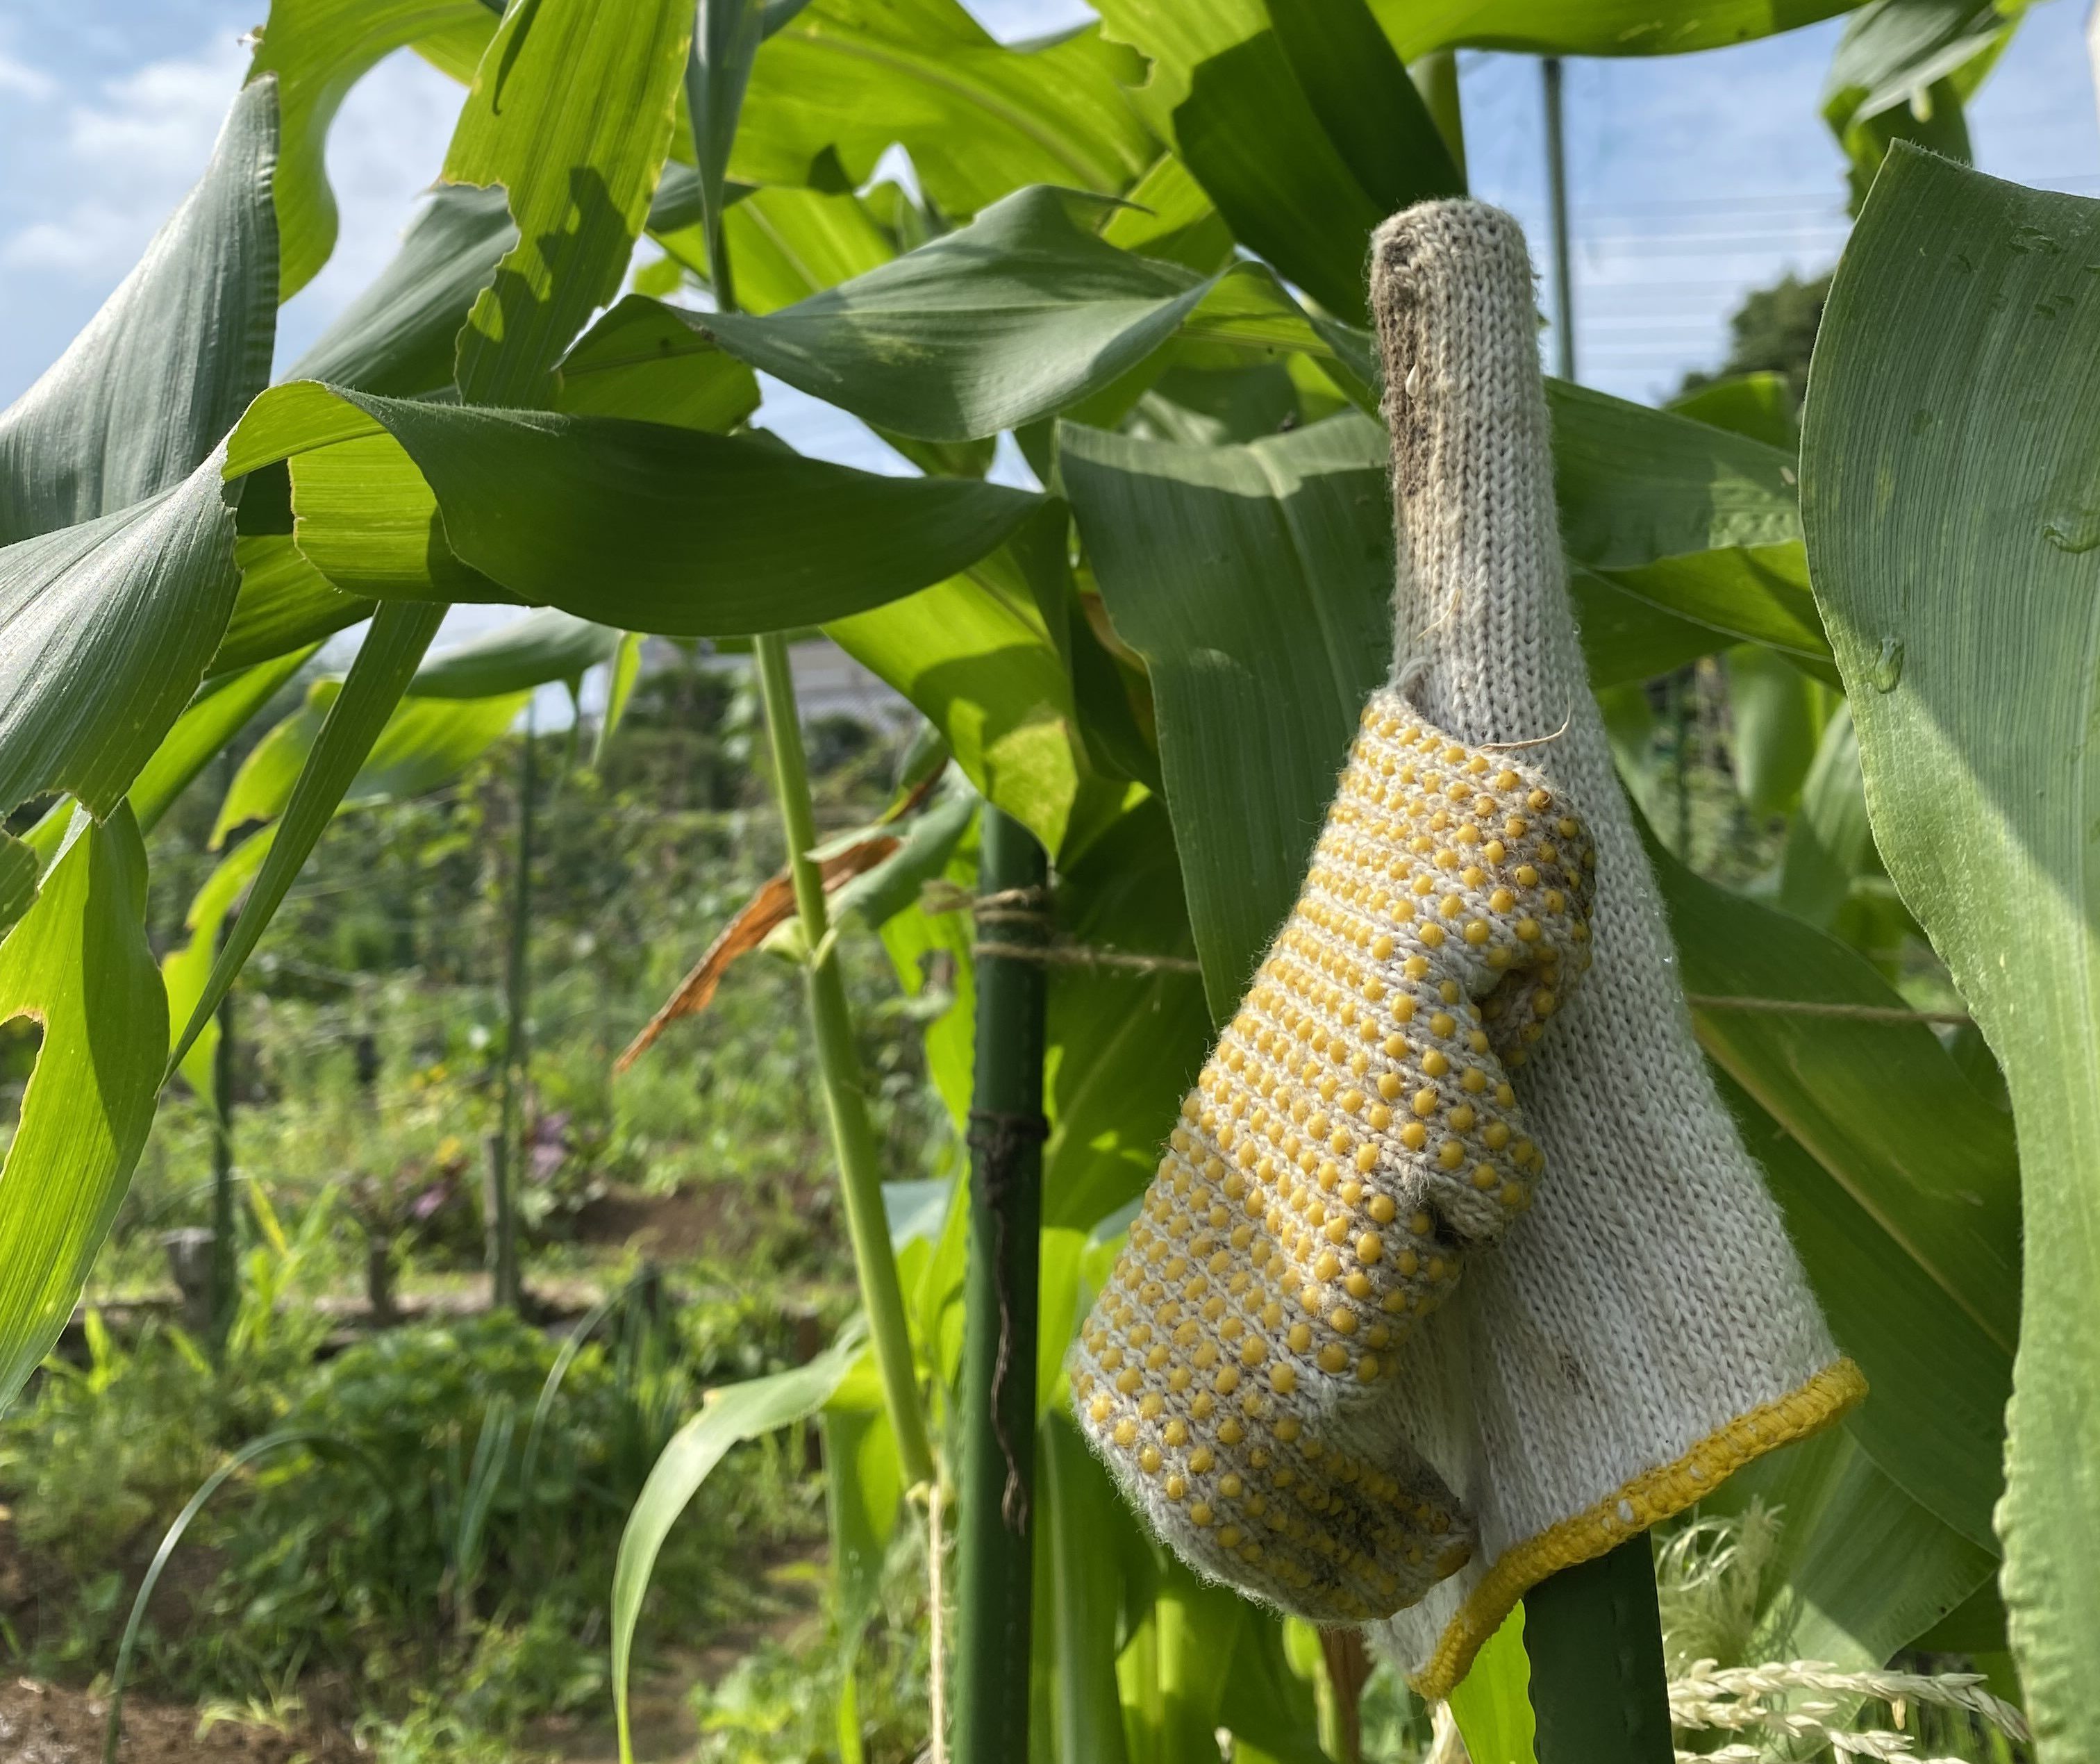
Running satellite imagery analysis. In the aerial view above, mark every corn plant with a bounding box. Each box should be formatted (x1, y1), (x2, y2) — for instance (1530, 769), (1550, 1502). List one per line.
(0, 0), (2080, 1758)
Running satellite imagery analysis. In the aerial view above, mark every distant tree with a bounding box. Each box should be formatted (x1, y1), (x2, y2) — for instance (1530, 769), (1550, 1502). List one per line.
(1681, 268), (1833, 405)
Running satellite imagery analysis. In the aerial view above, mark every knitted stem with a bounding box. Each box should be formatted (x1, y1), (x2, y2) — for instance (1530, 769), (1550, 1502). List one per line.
(955, 806), (1048, 1763)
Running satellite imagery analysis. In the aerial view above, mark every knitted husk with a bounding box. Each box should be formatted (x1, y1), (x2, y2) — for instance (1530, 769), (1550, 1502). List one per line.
(1363, 198), (1860, 1693)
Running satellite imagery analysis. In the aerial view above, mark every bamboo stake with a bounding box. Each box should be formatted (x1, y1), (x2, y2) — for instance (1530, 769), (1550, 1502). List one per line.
(953, 806), (1049, 1764)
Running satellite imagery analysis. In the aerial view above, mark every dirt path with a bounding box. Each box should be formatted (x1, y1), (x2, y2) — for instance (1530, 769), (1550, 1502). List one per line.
(0, 1676), (357, 1764)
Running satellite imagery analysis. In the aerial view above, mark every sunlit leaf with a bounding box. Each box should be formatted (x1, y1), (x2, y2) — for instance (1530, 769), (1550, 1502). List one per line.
(246, 0), (494, 296)
(0, 809), (165, 1411)
(1802, 144), (2100, 1748)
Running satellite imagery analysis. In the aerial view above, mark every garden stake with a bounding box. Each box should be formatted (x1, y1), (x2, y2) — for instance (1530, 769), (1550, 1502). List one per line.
(751, 629), (935, 1489)
(955, 806), (1049, 1764)
(489, 704), (534, 1311)
(1066, 198), (1864, 1720)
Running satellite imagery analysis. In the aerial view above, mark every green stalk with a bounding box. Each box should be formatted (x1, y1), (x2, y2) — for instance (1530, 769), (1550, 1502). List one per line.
(490, 708), (535, 1312)
(751, 633), (933, 1488)
(207, 970), (238, 1358)
(954, 805), (1048, 1764)
(1524, 1537), (1673, 1764)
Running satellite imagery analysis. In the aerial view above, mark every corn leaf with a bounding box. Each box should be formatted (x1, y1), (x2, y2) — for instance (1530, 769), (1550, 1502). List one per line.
(172, 601), (447, 1068)
(610, 1333), (864, 1763)
(442, 0), (694, 408)
(224, 382), (1042, 635)
(1801, 143), (2100, 1754)
(129, 645), (317, 835)
(245, 0), (497, 296)
(0, 808), (165, 1411)
(735, 0), (1155, 219)
(283, 183), (516, 397)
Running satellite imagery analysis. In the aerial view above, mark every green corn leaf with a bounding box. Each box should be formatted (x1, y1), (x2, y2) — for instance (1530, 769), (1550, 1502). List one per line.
(1705, 1425), (1996, 1667)
(1448, 1606), (1538, 1764)
(409, 607), (622, 698)
(225, 382), (1042, 635)
(0, 456), (246, 829)
(552, 297), (760, 431)
(1801, 144), (2100, 1754)
(1822, 0), (2025, 208)
(0, 808), (165, 1411)
(1776, 703), (1874, 930)
(1371, 0), (1858, 58)
(245, 0), (497, 296)
(1099, 0), (1460, 324)
(735, 0), (1155, 220)
(0, 80), (281, 917)
(215, 532), (374, 674)
(129, 645), (317, 835)
(1042, 1410), (1134, 1764)
(443, 0), (694, 408)
(162, 829), (274, 1098)
(1723, 644), (1828, 815)
(819, 1395), (903, 1641)
(283, 183), (516, 396)
(171, 599), (446, 1069)
(1669, 372), (1799, 451)
(610, 1332), (864, 1764)
(1654, 829), (2017, 1549)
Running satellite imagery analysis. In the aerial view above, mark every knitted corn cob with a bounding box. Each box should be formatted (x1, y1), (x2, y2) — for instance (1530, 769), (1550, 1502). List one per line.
(1072, 196), (1863, 1667)
(1069, 718), (1597, 1620)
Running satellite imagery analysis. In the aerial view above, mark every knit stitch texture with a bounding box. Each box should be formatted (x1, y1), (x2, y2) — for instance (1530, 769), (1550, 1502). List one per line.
(1069, 197), (1860, 1670)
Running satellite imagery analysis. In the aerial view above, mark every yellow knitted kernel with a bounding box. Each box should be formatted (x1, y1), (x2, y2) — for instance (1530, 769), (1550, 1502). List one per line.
(1073, 705), (1594, 1622)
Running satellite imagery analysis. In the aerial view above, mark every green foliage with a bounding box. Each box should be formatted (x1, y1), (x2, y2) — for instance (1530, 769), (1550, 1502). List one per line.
(1803, 141), (2100, 1758)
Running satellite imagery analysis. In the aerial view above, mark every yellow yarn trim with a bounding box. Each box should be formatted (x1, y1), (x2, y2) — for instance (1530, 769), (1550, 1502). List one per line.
(1408, 1356), (1869, 1701)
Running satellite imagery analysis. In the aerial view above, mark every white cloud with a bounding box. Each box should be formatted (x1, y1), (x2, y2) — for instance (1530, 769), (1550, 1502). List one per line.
(0, 52), (56, 99)
(0, 33), (246, 281)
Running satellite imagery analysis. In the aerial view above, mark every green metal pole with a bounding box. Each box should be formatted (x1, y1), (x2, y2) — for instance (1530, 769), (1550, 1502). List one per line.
(490, 706), (534, 1312)
(1524, 1537), (1674, 1763)
(1542, 56), (1576, 383)
(751, 634), (935, 1489)
(954, 805), (1048, 1764)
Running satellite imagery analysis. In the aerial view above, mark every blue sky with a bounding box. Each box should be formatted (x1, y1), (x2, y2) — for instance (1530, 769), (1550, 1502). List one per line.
(5, 0), (2096, 415)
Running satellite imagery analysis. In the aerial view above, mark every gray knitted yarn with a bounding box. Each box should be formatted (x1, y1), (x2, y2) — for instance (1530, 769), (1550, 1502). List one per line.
(1365, 199), (1860, 1696)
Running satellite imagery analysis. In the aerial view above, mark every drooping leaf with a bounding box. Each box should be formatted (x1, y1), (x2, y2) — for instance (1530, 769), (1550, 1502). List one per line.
(172, 601), (446, 1068)
(610, 1333), (864, 1763)
(226, 382), (1043, 634)
(1370, 0), (1858, 58)
(552, 297), (760, 431)
(0, 808), (165, 1411)
(246, 0), (496, 297)
(442, 0), (694, 407)
(1801, 144), (2100, 1752)
(409, 608), (621, 697)
(1097, 0), (1461, 324)
(0, 456), (245, 829)
(734, 0), (1155, 220)
(1822, 0), (2024, 208)
(215, 533), (374, 673)
(283, 183), (516, 396)
(1653, 828), (2017, 1549)
(0, 78), (277, 544)
(129, 644), (317, 835)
